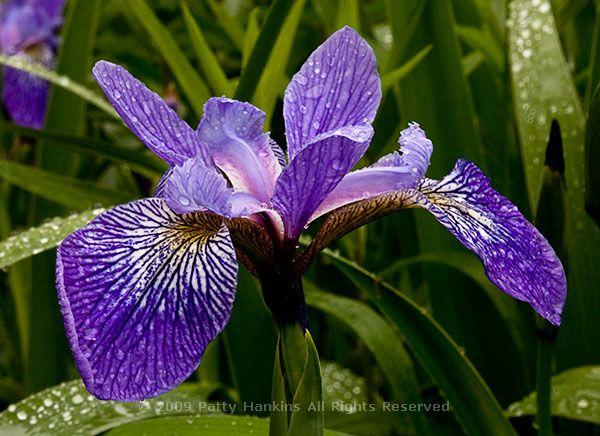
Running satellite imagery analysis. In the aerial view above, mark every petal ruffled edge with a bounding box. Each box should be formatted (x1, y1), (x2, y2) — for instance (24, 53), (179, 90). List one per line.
(417, 160), (567, 324)
(57, 198), (237, 400)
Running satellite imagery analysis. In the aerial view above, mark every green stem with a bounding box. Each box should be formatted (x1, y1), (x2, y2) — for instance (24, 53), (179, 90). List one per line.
(536, 321), (557, 436)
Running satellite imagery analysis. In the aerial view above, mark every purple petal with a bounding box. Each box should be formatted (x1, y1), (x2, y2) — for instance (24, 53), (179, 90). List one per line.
(93, 61), (203, 166)
(2, 56), (51, 129)
(418, 160), (566, 324)
(57, 198), (237, 400)
(283, 26), (381, 160)
(153, 168), (172, 198)
(197, 97), (281, 201)
(310, 122), (433, 220)
(34, 0), (65, 19)
(269, 138), (287, 167)
(272, 124), (373, 239)
(164, 156), (266, 218)
(0, 0), (63, 54)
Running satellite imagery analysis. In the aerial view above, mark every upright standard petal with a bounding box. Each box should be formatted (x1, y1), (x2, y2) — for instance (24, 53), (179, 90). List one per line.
(272, 125), (373, 239)
(197, 98), (281, 201)
(57, 198), (237, 400)
(164, 156), (267, 218)
(309, 123), (433, 221)
(2, 51), (52, 129)
(416, 160), (566, 324)
(283, 26), (381, 159)
(93, 61), (203, 166)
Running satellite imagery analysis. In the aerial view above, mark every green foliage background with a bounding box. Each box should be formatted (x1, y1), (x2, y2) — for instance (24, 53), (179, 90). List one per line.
(0, 0), (599, 434)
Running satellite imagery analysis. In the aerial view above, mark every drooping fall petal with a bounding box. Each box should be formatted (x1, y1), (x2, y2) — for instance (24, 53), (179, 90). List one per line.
(57, 198), (237, 400)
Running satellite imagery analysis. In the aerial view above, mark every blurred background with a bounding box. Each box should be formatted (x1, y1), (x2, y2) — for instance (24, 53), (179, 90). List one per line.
(0, 0), (599, 434)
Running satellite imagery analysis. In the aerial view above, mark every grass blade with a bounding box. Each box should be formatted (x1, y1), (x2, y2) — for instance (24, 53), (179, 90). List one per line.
(322, 249), (517, 435)
(181, 2), (232, 97)
(234, 0), (296, 102)
(253, 0), (306, 126)
(507, 366), (600, 425)
(0, 55), (117, 119)
(127, 0), (211, 116)
(0, 121), (165, 177)
(509, 0), (600, 369)
(0, 209), (104, 270)
(381, 45), (432, 92)
(28, 0), (102, 393)
(0, 160), (133, 210)
(305, 281), (430, 434)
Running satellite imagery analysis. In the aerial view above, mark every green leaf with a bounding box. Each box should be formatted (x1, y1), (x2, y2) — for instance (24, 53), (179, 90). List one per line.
(269, 338), (288, 436)
(509, 0), (600, 369)
(181, 2), (232, 97)
(0, 121), (165, 178)
(234, 0), (297, 102)
(0, 55), (117, 119)
(106, 414), (347, 436)
(253, 0), (306, 127)
(383, 0), (427, 73)
(28, 0), (102, 392)
(222, 267), (276, 408)
(585, 85), (600, 226)
(108, 415), (269, 436)
(462, 51), (485, 76)
(378, 251), (532, 366)
(205, 0), (246, 51)
(242, 8), (260, 68)
(127, 0), (210, 117)
(381, 45), (432, 92)
(0, 160), (134, 210)
(0, 380), (217, 435)
(507, 366), (600, 425)
(304, 281), (430, 434)
(288, 332), (324, 436)
(0, 209), (103, 270)
(322, 249), (517, 435)
(320, 362), (412, 435)
(585, 7), (600, 109)
(335, 0), (360, 30)
(455, 25), (504, 73)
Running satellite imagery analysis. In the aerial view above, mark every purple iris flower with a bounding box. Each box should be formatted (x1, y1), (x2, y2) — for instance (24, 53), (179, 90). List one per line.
(56, 27), (566, 401)
(0, 0), (64, 129)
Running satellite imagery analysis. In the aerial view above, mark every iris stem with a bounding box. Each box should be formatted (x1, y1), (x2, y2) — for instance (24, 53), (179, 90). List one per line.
(535, 320), (557, 436)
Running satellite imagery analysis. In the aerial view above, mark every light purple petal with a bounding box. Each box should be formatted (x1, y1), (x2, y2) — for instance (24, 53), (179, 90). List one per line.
(2, 53), (51, 129)
(93, 61), (203, 166)
(57, 198), (237, 400)
(0, 0), (63, 54)
(283, 26), (381, 160)
(417, 159), (566, 324)
(197, 97), (281, 201)
(373, 122), (432, 179)
(309, 122), (433, 220)
(272, 124), (373, 239)
(164, 156), (267, 218)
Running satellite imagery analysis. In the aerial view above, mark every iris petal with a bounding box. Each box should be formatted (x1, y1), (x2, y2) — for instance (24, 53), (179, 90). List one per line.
(417, 160), (566, 324)
(93, 61), (203, 166)
(310, 123), (433, 221)
(57, 198), (237, 400)
(197, 97), (281, 201)
(2, 57), (49, 129)
(272, 124), (373, 239)
(283, 26), (381, 159)
(165, 156), (267, 218)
